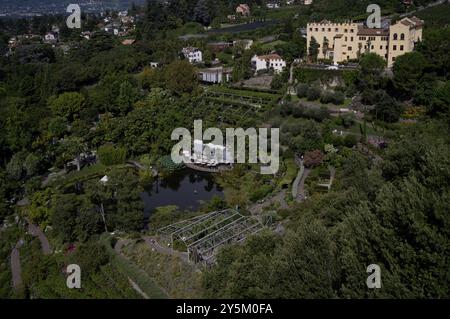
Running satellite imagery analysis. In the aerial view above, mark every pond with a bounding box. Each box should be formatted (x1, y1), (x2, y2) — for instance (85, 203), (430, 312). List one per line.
(141, 169), (224, 217)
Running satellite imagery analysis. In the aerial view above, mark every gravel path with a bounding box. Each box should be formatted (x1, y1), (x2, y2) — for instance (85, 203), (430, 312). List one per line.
(11, 240), (24, 291)
(128, 277), (149, 299)
(28, 224), (51, 255)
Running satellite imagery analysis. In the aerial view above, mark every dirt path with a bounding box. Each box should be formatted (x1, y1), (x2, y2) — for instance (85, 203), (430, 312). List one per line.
(143, 236), (189, 263)
(11, 240), (24, 291)
(296, 168), (311, 202)
(28, 224), (51, 255)
(128, 277), (149, 299)
(248, 189), (289, 215)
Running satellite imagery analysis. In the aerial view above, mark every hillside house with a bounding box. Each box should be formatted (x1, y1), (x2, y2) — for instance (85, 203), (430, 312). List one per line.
(182, 47), (203, 64)
(251, 54), (286, 73)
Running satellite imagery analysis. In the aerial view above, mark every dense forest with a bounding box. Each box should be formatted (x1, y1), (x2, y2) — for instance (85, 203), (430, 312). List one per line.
(0, 0), (449, 299)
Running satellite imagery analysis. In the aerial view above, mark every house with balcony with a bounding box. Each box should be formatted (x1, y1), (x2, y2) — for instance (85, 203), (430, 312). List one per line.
(182, 47), (203, 64)
(251, 54), (286, 73)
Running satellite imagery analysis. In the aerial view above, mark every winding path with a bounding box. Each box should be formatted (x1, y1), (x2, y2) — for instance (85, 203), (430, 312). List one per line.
(292, 157), (312, 202)
(10, 222), (52, 293)
(28, 224), (51, 255)
(11, 240), (24, 291)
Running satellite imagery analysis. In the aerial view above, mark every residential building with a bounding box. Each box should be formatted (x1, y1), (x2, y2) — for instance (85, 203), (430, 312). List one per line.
(251, 54), (286, 73)
(182, 47), (203, 64)
(198, 67), (233, 84)
(267, 2), (280, 9)
(306, 16), (423, 67)
(184, 140), (233, 166)
(236, 4), (251, 16)
(81, 31), (91, 40)
(44, 32), (58, 44)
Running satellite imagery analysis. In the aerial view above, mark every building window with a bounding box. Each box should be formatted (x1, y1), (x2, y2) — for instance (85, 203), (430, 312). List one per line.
(400, 33), (405, 40)
(393, 45), (397, 50)
(380, 45), (383, 50)
(400, 45), (404, 51)
(351, 37), (354, 41)
(344, 28), (348, 33)
(345, 36), (347, 41)
(348, 46), (352, 51)
(371, 45), (374, 49)
(309, 28), (312, 31)
(315, 28), (318, 31)
(393, 57), (396, 61)
(393, 33), (398, 40)
(350, 29), (354, 33)
(335, 28), (339, 32)
(328, 28), (331, 32)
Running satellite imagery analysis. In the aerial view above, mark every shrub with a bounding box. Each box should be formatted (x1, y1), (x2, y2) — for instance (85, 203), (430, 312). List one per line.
(343, 134), (358, 147)
(340, 113), (355, 128)
(98, 144), (127, 166)
(249, 184), (273, 202)
(332, 91), (345, 105)
(296, 83), (309, 98)
(306, 86), (321, 101)
(321, 90), (345, 105)
(320, 90), (334, 104)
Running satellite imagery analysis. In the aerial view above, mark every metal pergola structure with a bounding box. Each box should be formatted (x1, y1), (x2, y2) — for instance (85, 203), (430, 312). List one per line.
(157, 209), (265, 265)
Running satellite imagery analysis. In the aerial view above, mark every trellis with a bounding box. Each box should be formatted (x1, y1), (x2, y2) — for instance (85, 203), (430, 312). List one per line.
(157, 209), (265, 265)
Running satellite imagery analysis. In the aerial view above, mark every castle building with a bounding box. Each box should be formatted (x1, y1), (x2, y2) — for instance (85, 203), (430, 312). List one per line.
(306, 16), (423, 67)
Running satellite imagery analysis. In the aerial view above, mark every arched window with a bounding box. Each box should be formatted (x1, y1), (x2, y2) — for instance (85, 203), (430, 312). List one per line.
(400, 33), (405, 40)
(393, 33), (398, 40)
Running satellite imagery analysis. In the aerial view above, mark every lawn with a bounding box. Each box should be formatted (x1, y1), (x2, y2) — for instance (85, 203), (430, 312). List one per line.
(49, 163), (128, 189)
(265, 5), (305, 20)
(260, 40), (287, 51)
(277, 158), (298, 190)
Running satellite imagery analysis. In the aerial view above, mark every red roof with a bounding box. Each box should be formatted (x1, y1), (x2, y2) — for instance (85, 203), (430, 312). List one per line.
(258, 54), (282, 61)
(357, 26), (389, 36)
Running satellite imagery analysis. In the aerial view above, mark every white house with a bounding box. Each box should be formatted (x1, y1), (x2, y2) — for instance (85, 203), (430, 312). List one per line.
(198, 67), (233, 84)
(183, 140), (233, 166)
(44, 32), (58, 44)
(251, 54), (286, 73)
(182, 47), (203, 64)
(267, 2), (280, 9)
